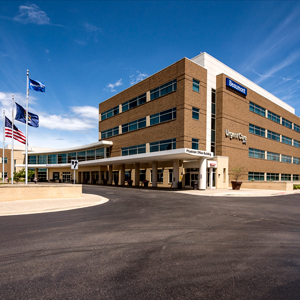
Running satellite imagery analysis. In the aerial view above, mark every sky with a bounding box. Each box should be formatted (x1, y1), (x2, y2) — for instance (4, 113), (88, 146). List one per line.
(0, 0), (300, 150)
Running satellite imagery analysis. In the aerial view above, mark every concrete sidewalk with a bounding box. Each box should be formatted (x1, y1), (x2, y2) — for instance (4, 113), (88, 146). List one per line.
(0, 193), (109, 216)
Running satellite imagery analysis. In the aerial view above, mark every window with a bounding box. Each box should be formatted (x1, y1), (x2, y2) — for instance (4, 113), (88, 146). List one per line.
(122, 144), (146, 156)
(101, 126), (119, 139)
(211, 89), (216, 154)
(249, 102), (265, 117)
(249, 148), (265, 159)
(2, 172), (8, 178)
(1, 157), (8, 164)
(150, 138), (176, 152)
(101, 106), (119, 121)
(281, 174), (291, 181)
(150, 79), (177, 100)
(48, 154), (57, 164)
(122, 93), (146, 112)
(248, 172), (264, 181)
(68, 152), (76, 163)
(267, 173), (279, 181)
(150, 108), (176, 125)
(140, 170), (146, 182)
(293, 175), (299, 181)
(169, 169), (173, 183)
(267, 130), (280, 142)
(28, 156), (37, 164)
(294, 140), (300, 148)
(122, 117), (146, 133)
(293, 157), (300, 165)
(38, 155), (47, 164)
(193, 79), (200, 92)
(249, 124), (265, 137)
(294, 124), (300, 133)
(281, 155), (292, 163)
(192, 138), (199, 150)
(87, 150), (95, 161)
(77, 151), (86, 162)
(282, 118), (292, 129)
(267, 152), (280, 161)
(58, 153), (67, 164)
(125, 171), (131, 181)
(192, 107), (199, 120)
(282, 135), (292, 146)
(96, 148), (105, 159)
(267, 111), (280, 123)
(38, 168), (47, 181)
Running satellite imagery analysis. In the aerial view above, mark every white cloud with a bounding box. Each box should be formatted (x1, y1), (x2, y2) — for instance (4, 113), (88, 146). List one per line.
(13, 4), (50, 25)
(130, 70), (148, 85)
(74, 39), (86, 45)
(70, 106), (98, 120)
(84, 23), (100, 32)
(105, 78), (123, 92)
(0, 51), (8, 57)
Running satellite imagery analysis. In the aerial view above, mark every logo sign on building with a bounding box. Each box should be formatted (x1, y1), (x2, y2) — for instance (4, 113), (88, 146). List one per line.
(226, 78), (247, 96)
(225, 129), (247, 144)
(71, 160), (78, 170)
(207, 161), (217, 168)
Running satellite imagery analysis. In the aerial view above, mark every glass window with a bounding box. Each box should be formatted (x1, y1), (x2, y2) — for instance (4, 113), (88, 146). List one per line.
(150, 108), (176, 125)
(249, 148), (265, 159)
(58, 153), (67, 164)
(122, 144), (146, 156)
(249, 102), (265, 117)
(38, 155), (47, 164)
(48, 154), (57, 164)
(267, 152), (280, 161)
(294, 124), (300, 133)
(125, 170), (131, 181)
(122, 93), (146, 112)
(87, 150), (95, 161)
(96, 148), (105, 159)
(2, 172), (8, 178)
(267, 111), (280, 123)
(193, 79), (200, 92)
(150, 139), (176, 152)
(249, 124), (265, 137)
(293, 175), (299, 181)
(281, 155), (292, 163)
(267, 173), (279, 181)
(28, 156), (37, 164)
(2, 157), (8, 164)
(68, 152), (76, 163)
(293, 140), (300, 148)
(282, 118), (292, 129)
(281, 174), (291, 181)
(38, 168), (47, 181)
(101, 106), (119, 121)
(101, 126), (119, 139)
(192, 107), (199, 120)
(169, 169), (173, 183)
(282, 135), (292, 146)
(140, 170), (146, 182)
(122, 117), (146, 133)
(150, 79), (177, 101)
(248, 172), (264, 181)
(77, 151), (86, 162)
(267, 130), (280, 142)
(293, 157), (300, 165)
(192, 138), (199, 150)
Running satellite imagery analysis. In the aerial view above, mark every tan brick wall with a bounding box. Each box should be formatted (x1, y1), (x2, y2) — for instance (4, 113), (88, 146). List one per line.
(0, 185), (82, 202)
(0, 149), (24, 179)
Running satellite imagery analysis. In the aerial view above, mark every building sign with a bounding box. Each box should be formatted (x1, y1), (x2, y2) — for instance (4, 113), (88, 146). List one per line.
(226, 78), (247, 96)
(185, 149), (213, 157)
(207, 161), (217, 168)
(225, 129), (247, 144)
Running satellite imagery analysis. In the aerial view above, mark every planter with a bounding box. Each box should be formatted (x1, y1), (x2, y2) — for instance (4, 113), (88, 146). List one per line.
(103, 180), (107, 185)
(143, 181), (149, 187)
(231, 181), (242, 190)
(127, 181), (133, 186)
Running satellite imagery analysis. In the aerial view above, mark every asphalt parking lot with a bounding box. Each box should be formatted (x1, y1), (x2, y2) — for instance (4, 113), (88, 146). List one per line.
(0, 185), (300, 299)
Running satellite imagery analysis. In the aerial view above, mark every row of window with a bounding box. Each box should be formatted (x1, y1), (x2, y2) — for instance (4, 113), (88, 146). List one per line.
(249, 102), (299, 132)
(28, 148), (109, 164)
(150, 79), (177, 101)
(249, 148), (299, 164)
(248, 172), (299, 181)
(249, 124), (299, 147)
(122, 138), (176, 156)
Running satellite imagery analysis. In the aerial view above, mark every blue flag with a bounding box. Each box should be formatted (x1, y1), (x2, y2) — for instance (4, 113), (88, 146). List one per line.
(29, 78), (45, 92)
(15, 102), (39, 128)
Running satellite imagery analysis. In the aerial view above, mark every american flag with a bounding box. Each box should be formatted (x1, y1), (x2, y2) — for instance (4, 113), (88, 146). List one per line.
(5, 116), (26, 145)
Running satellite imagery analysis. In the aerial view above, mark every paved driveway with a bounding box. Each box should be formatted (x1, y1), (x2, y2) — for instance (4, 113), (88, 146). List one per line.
(0, 185), (300, 299)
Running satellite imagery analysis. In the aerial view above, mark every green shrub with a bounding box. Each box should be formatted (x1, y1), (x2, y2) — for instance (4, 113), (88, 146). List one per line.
(293, 185), (300, 190)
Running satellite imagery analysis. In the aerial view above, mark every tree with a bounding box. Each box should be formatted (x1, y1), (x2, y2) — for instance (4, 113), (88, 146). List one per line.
(230, 166), (245, 181)
(13, 168), (35, 182)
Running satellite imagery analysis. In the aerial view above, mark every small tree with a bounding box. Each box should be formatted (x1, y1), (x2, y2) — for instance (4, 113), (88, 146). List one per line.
(231, 166), (245, 181)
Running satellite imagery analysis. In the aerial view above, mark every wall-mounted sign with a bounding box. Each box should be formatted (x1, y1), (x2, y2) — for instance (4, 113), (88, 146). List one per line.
(185, 149), (213, 157)
(226, 78), (247, 96)
(207, 161), (217, 168)
(225, 129), (247, 144)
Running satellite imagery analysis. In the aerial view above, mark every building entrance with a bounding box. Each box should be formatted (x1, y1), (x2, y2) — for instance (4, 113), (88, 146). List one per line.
(62, 172), (71, 183)
(207, 168), (216, 189)
(185, 168), (199, 188)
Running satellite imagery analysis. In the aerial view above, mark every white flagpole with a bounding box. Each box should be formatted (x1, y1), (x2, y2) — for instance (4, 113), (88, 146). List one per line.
(2, 110), (5, 183)
(11, 95), (14, 185)
(25, 70), (29, 185)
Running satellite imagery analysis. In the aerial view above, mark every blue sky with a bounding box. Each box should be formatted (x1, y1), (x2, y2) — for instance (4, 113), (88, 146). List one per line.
(1, 0), (300, 149)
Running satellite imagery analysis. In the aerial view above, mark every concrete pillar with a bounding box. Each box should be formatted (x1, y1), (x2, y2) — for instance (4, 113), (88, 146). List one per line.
(98, 170), (101, 184)
(134, 163), (140, 186)
(35, 168), (38, 179)
(172, 159), (179, 188)
(152, 161), (157, 187)
(198, 158), (207, 190)
(209, 168), (213, 189)
(120, 164), (125, 186)
(108, 165), (113, 185)
(89, 171), (92, 184)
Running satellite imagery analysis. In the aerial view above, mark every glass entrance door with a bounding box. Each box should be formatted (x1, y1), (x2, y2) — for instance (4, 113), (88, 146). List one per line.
(185, 168), (199, 187)
(62, 172), (71, 183)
